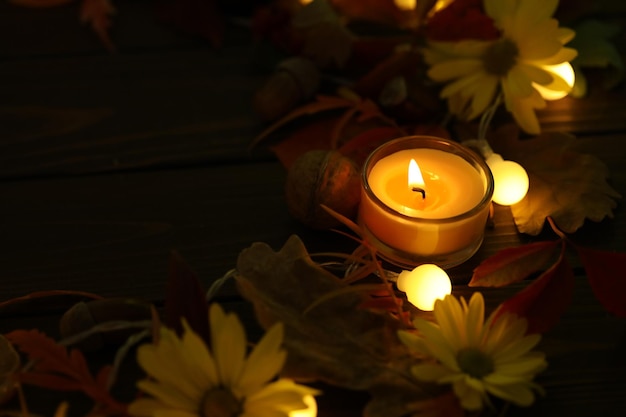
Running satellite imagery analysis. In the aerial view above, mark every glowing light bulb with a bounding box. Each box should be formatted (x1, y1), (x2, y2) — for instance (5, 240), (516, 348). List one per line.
(396, 264), (451, 311)
(394, 0), (417, 10)
(289, 395), (317, 417)
(534, 62), (575, 101)
(486, 154), (529, 206)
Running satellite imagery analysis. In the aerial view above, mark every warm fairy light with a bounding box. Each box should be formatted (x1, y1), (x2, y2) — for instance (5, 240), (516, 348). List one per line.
(534, 62), (576, 101)
(289, 395), (317, 417)
(299, 0), (313, 4)
(486, 154), (529, 206)
(394, 0), (416, 10)
(396, 264), (452, 311)
(427, 0), (454, 16)
(408, 159), (425, 192)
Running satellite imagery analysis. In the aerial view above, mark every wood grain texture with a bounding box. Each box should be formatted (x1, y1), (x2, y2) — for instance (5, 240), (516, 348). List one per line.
(0, 1), (625, 416)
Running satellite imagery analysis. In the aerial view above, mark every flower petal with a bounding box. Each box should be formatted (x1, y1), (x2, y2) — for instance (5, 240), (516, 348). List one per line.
(136, 380), (198, 410)
(210, 304), (247, 387)
(428, 59), (484, 82)
(237, 323), (287, 396)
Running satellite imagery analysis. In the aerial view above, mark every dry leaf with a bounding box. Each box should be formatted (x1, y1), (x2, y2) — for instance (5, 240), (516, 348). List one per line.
(80, 0), (116, 52)
(235, 235), (435, 417)
(491, 126), (622, 235)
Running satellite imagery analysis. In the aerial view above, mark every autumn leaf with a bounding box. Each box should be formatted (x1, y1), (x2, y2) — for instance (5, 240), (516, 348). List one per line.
(495, 241), (575, 334)
(80, 0), (116, 52)
(6, 330), (126, 413)
(164, 251), (210, 344)
(491, 126), (622, 235)
(575, 245), (626, 317)
(235, 235), (435, 417)
(469, 240), (561, 288)
(156, 0), (224, 47)
(0, 335), (19, 405)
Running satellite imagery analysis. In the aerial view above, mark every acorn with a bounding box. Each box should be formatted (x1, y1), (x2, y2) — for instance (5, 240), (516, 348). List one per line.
(254, 57), (320, 121)
(285, 150), (361, 229)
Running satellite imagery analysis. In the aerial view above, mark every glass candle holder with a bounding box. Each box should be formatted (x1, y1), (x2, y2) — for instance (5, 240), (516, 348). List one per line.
(358, 136), (494, 269)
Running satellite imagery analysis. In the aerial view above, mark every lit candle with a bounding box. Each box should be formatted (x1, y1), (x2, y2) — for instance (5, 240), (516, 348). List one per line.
(359, 136), (493, 268)
(486, 153), (529, 206)
(396, 264), (451, 310)
(289, 395), (317, 417)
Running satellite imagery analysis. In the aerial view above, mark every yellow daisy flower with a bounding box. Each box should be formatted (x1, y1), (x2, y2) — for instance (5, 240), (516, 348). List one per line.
(398, 292), (546, 411)
(425, 0), (577, 134)
(129, 304), (318, 417)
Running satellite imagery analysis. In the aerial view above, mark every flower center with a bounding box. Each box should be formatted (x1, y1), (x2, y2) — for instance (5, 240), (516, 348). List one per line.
(483, 39), (519, 76)
(456, 348), (494, 379)
(201, 388), (242, 417)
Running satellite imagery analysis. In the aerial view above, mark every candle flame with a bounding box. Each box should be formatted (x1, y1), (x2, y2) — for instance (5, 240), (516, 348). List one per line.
(408, 159), (425, 190)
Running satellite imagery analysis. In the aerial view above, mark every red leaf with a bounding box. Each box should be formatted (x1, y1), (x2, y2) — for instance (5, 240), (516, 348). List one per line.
(165, 251), (210, 344)
(495, 242), (575, 334)
(6, 329), (126, 412)
(575, 245), (626, 317)
(338, 126), (403, 167)
(469, 240), (561, 288)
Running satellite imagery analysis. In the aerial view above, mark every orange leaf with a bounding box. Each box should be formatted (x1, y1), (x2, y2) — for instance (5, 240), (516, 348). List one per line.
(80, 0), (116, 52)
(338, 126), (403, 167)
(269, 117), (337, 169)
(495, 242), (574, 334)
(575, 245), (626, 317)
(469, 240), (561, 288)
(251, 95), (354, 148)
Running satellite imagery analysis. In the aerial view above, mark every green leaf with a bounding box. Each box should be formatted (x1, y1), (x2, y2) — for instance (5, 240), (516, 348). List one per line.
(570, 19), (624, 90)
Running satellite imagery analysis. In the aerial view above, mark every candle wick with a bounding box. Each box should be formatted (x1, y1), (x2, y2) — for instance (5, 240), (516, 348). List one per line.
(412, 187), (426, 199)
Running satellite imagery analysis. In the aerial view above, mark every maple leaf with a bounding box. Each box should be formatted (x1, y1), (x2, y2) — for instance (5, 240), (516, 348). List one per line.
(469, 240), (561, 288)
(490, 126), (622, 235)
(575, 245), (626, 317)
(80, 0), (116, 52)
(235, 235), (436, 417)
(495, 241), (575, 334)
(5, 329), (126, 413)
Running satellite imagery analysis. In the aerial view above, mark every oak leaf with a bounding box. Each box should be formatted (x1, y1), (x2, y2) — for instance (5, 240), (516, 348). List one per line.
(235, 235), (436, 417)
(491, 126), (622, 235)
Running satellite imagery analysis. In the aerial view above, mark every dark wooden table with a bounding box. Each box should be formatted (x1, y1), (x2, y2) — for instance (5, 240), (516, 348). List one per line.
(1, 2), (625, 417)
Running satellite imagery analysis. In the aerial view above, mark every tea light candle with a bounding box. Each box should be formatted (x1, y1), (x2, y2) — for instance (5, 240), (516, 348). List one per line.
(289, 395), (317, 417)
(359, 136), (493, 268)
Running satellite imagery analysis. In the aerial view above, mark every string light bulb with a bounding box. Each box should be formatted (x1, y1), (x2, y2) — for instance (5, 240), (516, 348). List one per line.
(289, 395), (317, 417)
(534, 62), (576, 101)
(486, 153), (529, 206)
(396, 264), (451, 311)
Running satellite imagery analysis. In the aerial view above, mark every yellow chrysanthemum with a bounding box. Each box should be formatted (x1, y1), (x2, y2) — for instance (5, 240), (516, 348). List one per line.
(398, 292), (546, 411)
(129, 304), (318, 417)
(425, 0), (577, 134)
